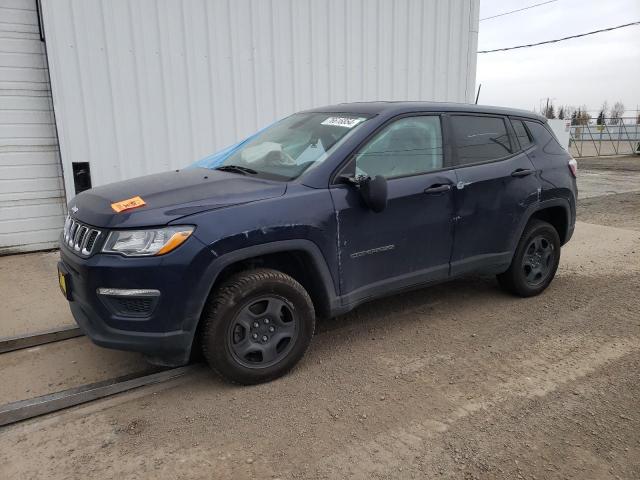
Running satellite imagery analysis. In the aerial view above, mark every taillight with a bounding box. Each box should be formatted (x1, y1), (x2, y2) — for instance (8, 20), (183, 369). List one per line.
(568, 158), (578, 177)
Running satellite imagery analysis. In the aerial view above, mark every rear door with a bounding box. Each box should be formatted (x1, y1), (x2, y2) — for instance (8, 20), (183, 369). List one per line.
(448, 114), (540, 275)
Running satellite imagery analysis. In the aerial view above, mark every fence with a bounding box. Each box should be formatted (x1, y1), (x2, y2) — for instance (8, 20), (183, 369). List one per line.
(568, 118), (640, 157)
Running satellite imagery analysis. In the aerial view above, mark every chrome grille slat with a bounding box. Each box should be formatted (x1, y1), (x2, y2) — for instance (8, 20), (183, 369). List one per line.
(72, 226), (83, 250)
(68, 222), (78, 247)
(79, 227), (91, 251)
(62, 215), (101, 257)
(82, 230), (100, 256)
(73, 226), (84, 251)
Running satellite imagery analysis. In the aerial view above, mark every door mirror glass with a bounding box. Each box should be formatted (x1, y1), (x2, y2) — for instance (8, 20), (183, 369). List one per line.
(358, 175), (388, 213)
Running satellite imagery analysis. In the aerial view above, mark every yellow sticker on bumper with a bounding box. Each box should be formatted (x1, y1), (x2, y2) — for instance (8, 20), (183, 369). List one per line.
(111, 196), (146, 213)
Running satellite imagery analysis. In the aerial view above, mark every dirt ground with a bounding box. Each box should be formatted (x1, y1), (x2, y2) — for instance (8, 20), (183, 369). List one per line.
(0, 250), (75, 337)
(578, 191), (640, 231)
(577, 155), (640, 172)
(1, 156), (639, 480)
(0, 337), (148, 405)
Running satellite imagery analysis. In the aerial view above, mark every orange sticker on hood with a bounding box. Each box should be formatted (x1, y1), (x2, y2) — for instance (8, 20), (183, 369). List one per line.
(111, 196), (146, 213)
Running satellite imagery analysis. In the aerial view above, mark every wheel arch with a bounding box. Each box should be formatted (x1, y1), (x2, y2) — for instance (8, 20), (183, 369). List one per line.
(186, 240), (338, 349)
(209, 248), (336, 319)
(514, 199), (573, 252)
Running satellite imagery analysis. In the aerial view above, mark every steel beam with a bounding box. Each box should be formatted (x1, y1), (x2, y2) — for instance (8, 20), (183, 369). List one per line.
(0, 326), (83, 354)
(0, 365), (199, 427)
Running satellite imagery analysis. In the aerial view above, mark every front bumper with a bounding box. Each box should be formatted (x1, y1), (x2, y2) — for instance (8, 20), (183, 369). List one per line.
(59, 233), (215, 366)
(69, 300), (193, 365)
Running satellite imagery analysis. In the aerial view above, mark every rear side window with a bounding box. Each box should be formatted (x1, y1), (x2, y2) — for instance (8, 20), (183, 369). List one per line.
(512, 119), (533, 149)
(450, 115), (513, 165)
(524, 121), (566, 155)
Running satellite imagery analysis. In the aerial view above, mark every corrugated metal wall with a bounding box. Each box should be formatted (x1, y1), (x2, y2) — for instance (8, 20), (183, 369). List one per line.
(41, 0), (479, 201)
(0, 0), (66, 254)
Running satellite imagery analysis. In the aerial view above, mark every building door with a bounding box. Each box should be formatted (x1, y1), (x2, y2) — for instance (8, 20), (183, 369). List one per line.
(0, 0), (65, 254)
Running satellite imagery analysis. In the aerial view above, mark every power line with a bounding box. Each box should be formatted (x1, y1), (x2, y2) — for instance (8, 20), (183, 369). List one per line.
(480, 0), (558, 22)
(478, 21), (640, 53)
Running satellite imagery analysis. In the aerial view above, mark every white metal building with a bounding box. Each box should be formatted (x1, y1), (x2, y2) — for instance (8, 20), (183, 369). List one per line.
(1, 0), (480, 254)
(0, 0), (66, 253)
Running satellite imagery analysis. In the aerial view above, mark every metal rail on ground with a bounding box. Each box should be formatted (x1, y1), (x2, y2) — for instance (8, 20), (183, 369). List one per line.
(0, 325), (83, 354)
(0, 365), (200, 427)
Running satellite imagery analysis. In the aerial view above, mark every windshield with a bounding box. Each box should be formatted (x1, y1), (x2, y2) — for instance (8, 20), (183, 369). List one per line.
(192, 112), (370, 180)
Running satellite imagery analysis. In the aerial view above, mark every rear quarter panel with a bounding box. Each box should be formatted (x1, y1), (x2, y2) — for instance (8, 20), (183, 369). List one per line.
(525, 121), (577, 228)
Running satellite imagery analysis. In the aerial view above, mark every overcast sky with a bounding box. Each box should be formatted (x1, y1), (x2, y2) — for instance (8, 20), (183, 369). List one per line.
(476, 0), (640, 117)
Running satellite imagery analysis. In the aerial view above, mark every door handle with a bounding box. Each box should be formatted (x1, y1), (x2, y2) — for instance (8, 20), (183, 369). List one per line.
(511, 168), (534, 177)
(424, 184), (452, 194)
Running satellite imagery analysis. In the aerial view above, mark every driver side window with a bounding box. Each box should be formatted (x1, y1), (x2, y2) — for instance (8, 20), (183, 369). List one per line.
(354, 116), (443, 179)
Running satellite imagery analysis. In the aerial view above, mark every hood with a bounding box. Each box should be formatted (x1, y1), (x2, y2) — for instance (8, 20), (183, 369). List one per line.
(69, 168), (286, 229)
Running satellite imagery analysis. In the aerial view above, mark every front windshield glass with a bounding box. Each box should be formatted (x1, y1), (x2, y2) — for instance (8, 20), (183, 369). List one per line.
(193, 112), (370, 180)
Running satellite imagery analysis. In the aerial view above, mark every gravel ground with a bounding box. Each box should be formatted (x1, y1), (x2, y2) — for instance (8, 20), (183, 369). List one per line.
(0, 250), (75, 337)
(0, 218), (639, 480)
(576, 155), (640, 172)
(578, 192), (640, 231)
(0, 336), (148, 405)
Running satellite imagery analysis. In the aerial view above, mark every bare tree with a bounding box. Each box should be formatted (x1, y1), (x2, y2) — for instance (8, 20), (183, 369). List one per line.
(610, 101), (625, 125)
(572, 107), (591, 126)
(596, 101), (608, 125)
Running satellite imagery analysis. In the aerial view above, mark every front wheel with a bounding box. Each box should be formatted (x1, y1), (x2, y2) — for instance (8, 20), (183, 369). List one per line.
(497, 219), (561, 297)
(200, 268), (315, 385)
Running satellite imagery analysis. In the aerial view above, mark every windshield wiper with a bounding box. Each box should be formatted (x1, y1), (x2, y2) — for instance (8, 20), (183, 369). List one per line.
(215, 165), (258, 175)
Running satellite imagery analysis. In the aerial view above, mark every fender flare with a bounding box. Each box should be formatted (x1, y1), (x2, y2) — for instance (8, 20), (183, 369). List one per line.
(509, 198), (573, 254)
(182, 239), (339, 341)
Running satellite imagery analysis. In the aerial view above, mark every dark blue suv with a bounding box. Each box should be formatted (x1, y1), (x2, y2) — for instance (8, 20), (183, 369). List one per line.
(58, 102), (577, 384)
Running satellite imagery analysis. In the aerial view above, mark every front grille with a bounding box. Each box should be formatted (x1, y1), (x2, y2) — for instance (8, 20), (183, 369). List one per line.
(62, 215), (102, 257)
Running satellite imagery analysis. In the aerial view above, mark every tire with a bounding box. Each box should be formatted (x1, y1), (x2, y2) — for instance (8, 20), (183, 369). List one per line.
(497, 219), (561, 297)
(200, 268), (315, 385)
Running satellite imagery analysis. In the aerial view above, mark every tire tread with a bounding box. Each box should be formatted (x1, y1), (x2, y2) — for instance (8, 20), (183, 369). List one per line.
(497, 219), (561, 297)
(200, 268), (315, 385)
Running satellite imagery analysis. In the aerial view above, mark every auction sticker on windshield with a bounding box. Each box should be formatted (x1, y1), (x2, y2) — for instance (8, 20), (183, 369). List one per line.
(321, 117), (366, 128)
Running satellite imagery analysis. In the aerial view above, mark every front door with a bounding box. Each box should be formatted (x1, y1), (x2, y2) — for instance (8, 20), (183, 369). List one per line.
(329, 115), (456, 306)
(447, 114), (540, 275)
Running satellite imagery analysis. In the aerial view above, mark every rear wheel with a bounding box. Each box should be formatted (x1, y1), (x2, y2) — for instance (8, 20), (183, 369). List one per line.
(200, 268), (315, 384)
(497, 219), (561, 297)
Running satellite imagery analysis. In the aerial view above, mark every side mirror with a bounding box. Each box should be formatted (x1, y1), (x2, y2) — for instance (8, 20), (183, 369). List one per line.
(358, 175), (388, 213)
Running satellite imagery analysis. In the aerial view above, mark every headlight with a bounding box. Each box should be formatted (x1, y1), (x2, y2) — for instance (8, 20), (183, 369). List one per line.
(102, 226), (194, 256)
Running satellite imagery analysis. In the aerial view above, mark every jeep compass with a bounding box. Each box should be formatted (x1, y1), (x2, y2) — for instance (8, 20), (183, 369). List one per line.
(58, 102), (577, 384)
